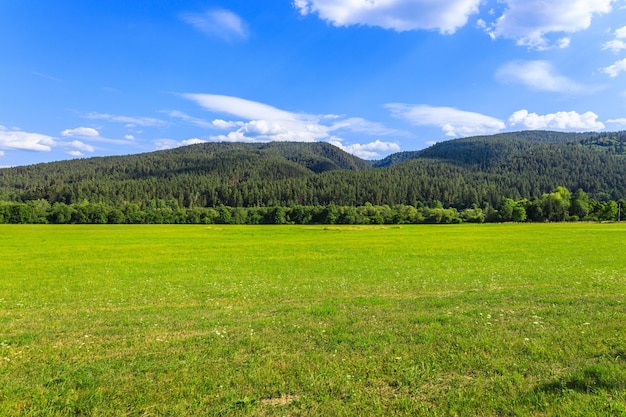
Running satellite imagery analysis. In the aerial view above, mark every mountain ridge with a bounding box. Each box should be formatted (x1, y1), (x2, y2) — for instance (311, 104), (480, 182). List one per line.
(1, 130), (625, 208)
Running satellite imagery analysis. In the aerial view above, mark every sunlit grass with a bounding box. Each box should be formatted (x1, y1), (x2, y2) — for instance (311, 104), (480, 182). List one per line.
(1, 224), (625, 415)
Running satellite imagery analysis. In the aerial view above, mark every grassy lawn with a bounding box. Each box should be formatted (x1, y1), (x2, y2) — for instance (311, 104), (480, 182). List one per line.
(1, 224), (625, 416)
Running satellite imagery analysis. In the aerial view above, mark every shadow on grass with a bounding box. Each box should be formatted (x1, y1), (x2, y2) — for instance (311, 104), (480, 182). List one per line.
(536, 362), (626, 394)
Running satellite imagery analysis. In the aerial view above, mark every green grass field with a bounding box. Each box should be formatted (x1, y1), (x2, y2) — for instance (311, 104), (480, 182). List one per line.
(1, 224), (625, 416)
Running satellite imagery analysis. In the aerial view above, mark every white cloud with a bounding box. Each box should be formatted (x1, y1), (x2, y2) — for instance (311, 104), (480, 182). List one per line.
(293, 0), (481, 34)
(83, 112), (167, 127)
(603, 39), (626, 52)
(329, 139), (401, 159)
(0, 125), (55, 152)
(61, 127), (100, 138)
(496, 60), (585, 93)
(489, 0), (614, 49)
(386, 104), (506, 137)
(557, 37), (571, 48)
(182, 93), (335, 143)
(602, 58), (626, 77)
(124, 134), (135, 140)
(68, 140), (95, 153)
(509, 109), (605, 130)
(603, 25), (626, 52)
(606, 117), (626, 127)
(182, 94), (296, 122)
(32, 71), (63, 83)
(329, 117), (406, 137)
(166, 110), (223, 129)
(154, 138), (207, 150)
(180, 93), (402, 157)
(211, 119), (243, 129)
(181, 8), (249, 41)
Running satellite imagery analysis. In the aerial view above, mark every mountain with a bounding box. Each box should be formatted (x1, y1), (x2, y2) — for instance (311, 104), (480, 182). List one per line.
(1, 131), (625, 208)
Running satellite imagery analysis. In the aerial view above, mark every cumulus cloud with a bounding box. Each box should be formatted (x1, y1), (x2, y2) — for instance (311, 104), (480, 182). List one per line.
(181, 8), (249, 41)
(509, 109), (605, 130)
(0, 125), (55, 152)
(496, 60), (585, 93)
(83, 112), (167, 128)
(601, 58), (626, 77)
(61, 127), (100, 138)
(386, 104), (506, 137)
(294, 0), (615, 49)
(488, 0), (614, 49)
(329, 139), (401, 159)
(293, 0), (481, 34)
(211, 119), (244, 129)
(154, 138), (207, 150)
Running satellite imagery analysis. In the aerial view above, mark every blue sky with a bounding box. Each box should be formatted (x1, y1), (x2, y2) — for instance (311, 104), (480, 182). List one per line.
(2, 0), (626, 166)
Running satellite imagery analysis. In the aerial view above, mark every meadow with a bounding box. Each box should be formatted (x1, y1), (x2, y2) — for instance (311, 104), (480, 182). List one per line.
(1, 224), (625, 416)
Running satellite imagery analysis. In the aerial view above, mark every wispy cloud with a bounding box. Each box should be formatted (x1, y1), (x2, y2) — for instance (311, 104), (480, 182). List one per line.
(182, 94), (295, 122)
(165, 110), (217, 129)
(32, 71), (63, 83)
(603, 39), (626, 53)
(179, 93), (402, 158)
(329, 117), (407, 137)
(60, 124), (141, 147)
(386, 104), (506, 137)
(0, 125), (55, 152)
(181, 8), (249, 42)
(496, 60), (587, 93)
(606, 117), (626, 127)
(601, 58), (626, 77)
(83, 112), (167, 128)
(293, 0), (481, 34)
(181, 93), (337, 143)
(602, 25), (626, 52)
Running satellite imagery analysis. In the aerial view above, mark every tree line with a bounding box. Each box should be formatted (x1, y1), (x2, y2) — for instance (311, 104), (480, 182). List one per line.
(2, 131), (626, 223)
(0, 186), (621, 224)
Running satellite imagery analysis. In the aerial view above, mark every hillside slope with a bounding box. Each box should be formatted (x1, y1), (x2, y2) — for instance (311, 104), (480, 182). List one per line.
(1, 131), (625, 207)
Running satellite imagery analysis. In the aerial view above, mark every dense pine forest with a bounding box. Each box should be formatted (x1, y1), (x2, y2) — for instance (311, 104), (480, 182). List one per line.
(1, 130), (625, 224)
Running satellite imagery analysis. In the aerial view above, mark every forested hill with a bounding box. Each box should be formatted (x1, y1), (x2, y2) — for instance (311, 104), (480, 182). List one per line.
(1, 130), (626, 209)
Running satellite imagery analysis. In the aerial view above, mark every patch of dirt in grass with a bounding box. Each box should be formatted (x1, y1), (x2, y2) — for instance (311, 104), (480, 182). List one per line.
(261, 394), (300, 406)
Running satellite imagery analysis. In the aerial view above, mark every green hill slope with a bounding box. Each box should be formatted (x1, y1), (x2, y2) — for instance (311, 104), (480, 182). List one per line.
(1, 131), (625, 208)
